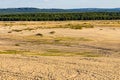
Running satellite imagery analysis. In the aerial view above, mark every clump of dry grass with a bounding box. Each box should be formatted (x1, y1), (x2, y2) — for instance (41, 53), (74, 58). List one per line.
(12, 29), (23, 32)
(23, 27), (35, 31)
(31, 50), (101, 57)
(35, 33), (43, 37)
(0, 50), (23, 54)
(57, 23), (94, 29)
(8, 31), (12, 33)
(15, 44), (20, 46)
(49, 31), (56, 34)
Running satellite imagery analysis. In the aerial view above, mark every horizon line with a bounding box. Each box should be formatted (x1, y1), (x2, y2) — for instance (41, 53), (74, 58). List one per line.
(0, 7), (120, 9)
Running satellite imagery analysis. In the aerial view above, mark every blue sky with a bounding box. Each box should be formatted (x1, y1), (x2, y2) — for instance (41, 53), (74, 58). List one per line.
(0, 0), (120, 9)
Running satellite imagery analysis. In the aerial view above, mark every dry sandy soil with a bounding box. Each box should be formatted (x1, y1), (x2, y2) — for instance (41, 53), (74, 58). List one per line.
(0, 21), (120, 80)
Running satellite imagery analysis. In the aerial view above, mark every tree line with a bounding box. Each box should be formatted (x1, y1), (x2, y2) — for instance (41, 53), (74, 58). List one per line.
(0, 12), (120, 21)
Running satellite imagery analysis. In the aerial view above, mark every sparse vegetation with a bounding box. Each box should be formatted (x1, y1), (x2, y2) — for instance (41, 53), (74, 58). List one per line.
(38, 49), (101, 57)
(49, 31), (55, 34)
(23, 27), (35, 31)
(0, 50), (23, 54)
(68, 23), (94, 29)
(12, 29), (23, 32)
(35, 33), (43, 37)
(8, 31), (12, 33)
(57, 23), (94, 29)
(15, 44), (20, 46)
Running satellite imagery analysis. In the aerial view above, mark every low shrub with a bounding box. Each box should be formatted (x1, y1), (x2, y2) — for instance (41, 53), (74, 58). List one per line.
(35, 33), (43, 37)
(49, 31), (55, 34)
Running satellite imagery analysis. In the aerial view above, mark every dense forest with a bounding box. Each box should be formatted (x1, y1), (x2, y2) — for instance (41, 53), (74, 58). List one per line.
(0, 12), (120, 21)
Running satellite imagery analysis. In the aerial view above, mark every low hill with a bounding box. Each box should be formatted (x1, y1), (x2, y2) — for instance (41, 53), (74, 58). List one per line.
(0, 8), (120, 13)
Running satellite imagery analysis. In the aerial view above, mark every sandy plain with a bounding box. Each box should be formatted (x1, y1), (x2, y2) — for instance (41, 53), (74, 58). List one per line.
(0, 21), (120, 80)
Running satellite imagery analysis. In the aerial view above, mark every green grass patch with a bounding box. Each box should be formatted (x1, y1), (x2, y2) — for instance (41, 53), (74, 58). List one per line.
(0, 50), (25, 54)
(24, 36), (92, 47)
(0, 49), (101, 57)
(47, 49), (61, 53)
(30, 49), (101, 57)
(57, 23), (94, 29)
(32, 52), (101, 57)
(78, 37), (92, 41)
(76, 52), (101, 57)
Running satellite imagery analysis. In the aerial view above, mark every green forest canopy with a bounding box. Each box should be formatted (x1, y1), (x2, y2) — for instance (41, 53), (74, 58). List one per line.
(0, 12), (120, 21)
